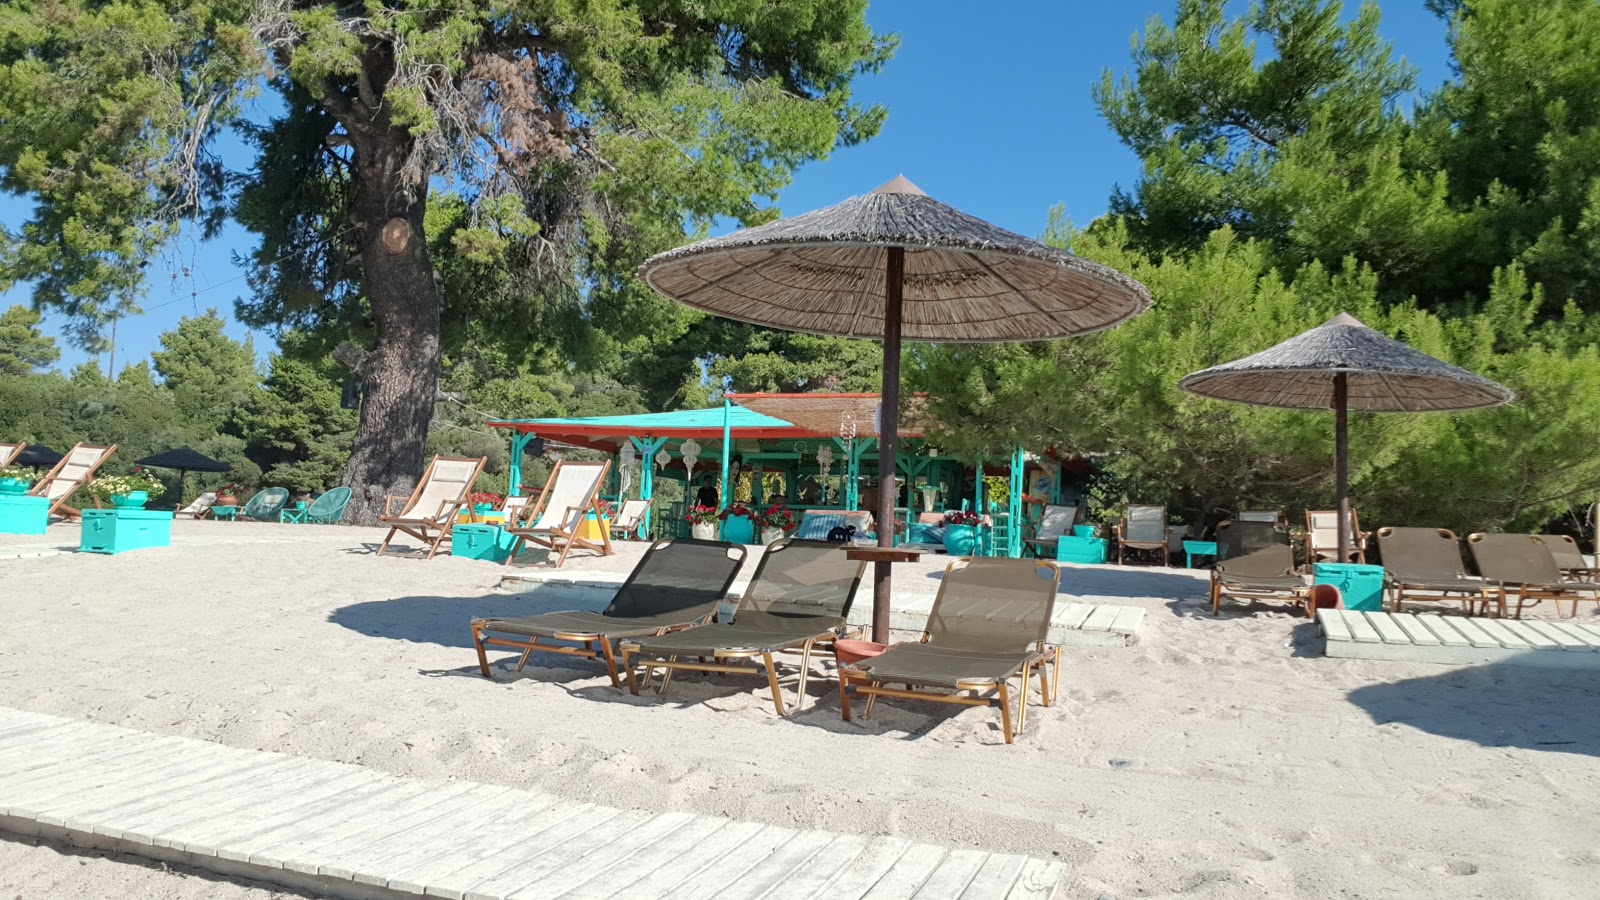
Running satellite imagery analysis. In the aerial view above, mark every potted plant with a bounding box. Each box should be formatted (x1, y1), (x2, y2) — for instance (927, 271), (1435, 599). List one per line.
(942, 509), (982, 556)
(87, 469), (167, 510)
(468, 490), (503, 523)
(719, 502), (756, 544)
(0, 465), (34, 495)
(214, 483), (241, 506)
(757, 504), (797, 544)
(684, 504), (720, 541)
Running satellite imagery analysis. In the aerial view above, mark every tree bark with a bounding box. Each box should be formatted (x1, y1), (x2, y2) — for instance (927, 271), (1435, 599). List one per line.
(339, 119), (442, 526)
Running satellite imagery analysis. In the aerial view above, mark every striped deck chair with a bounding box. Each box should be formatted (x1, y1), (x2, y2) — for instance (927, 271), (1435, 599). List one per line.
(377, 456), (487, 559)
(29, 443), (117, 520)
(504, 460), (612, 567)
(0, 442), (23, 467)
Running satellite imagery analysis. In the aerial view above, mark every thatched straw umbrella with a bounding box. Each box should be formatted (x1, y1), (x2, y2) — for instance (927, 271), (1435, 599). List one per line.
(640, 176), (1152, 641)
(1179, 313), (1513, 561)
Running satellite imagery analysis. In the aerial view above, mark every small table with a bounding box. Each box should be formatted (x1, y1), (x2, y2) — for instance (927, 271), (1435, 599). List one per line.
(845, 546), (926, 642)
(1183, 540), (1225, 568)
(211, 505), (239, 522)
(279, 502), (308, 524)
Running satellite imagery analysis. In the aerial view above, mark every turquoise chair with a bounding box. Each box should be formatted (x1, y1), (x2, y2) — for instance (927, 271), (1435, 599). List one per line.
(305, 486), (352, 524)
(241, 487), (290, 522)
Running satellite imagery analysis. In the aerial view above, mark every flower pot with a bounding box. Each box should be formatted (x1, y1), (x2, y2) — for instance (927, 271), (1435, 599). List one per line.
(110, 491), (149, 510)
(834, 639), (887, 666)
(690, 521), (718, 541)
(760, 527), (786, 545)
(720, 514), (756, 545)
(943, 523), (978, 556)
(215, 495), (238, 507)
(0, 478), (29, 495)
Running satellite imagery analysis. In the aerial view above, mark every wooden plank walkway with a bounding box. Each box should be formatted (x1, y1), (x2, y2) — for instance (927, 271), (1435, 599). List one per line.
(0, 708), (1062, 900)
(1319, 610), (1600, 669)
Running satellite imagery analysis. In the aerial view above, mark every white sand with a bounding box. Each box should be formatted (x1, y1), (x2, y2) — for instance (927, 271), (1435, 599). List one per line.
(2, 520), (1599, 899)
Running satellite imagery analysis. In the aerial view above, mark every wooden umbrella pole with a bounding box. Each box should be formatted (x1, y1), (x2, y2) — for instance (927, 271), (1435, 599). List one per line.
(1334, 371), (1350, 564)
(873, 247), (905, 644)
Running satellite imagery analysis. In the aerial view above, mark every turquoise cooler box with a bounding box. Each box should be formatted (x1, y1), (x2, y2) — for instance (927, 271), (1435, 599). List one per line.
(1056, 535), (1109, 565)
(452, 524), (518, 563)
(1313, 562), (1385, 612)
(0, 494), (49, 535)
(79, 509), (173, 554)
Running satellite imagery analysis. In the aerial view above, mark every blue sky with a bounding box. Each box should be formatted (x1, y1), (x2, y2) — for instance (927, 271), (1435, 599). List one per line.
(0, 0), (1454, 375)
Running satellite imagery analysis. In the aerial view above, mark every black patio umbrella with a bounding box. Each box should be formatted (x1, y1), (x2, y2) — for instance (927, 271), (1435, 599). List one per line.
(135, 446), (232, 504)
(14, 445), (63, 469)
(1179, 313), (1514, 561)
(640, 176), (1152, 642)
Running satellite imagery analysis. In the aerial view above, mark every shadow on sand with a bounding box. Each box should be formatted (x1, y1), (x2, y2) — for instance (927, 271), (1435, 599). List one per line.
(330, 586), (609, 650)
(1346, 660), (1600, 757)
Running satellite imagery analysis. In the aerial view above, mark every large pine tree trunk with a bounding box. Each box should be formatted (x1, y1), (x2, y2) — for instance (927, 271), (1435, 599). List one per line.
(339, 125), (442, 526)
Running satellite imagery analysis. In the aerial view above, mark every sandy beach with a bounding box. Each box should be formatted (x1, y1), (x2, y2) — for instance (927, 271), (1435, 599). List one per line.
(2, 520), (1598, 899)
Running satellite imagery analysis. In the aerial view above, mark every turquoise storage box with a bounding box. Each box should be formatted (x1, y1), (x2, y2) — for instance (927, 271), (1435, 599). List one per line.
(1313, 562), (1385, 612)
(1056, 535), (1109, 564)
(79, 509), (173, 554)
(0, 494), (49, 535)
(452, 524), (518, 563)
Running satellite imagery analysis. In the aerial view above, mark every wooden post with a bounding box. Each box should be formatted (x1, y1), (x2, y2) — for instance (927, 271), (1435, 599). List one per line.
(873, 247), (905, 644)
(1334, 371), (1350, 563)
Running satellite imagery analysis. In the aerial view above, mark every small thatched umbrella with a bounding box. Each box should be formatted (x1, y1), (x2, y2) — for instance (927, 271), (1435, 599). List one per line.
(640, 176), (1152, 641)
(1179, 313), (1513, 561)
(135, 446), (232, 505)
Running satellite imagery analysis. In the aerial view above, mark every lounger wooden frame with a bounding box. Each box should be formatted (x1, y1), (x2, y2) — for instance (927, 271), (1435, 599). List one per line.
(839, 558), (1064, 745)
(29, 443), (117, 520)
(504, 460), (613, 567)
(377, 455), (486, 559)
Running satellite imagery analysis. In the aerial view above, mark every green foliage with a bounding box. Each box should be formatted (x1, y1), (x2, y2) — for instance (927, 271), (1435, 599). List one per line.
(151, 309), (258, 421)
(0, 305), (60, 376)
(232, 347), (357, 495)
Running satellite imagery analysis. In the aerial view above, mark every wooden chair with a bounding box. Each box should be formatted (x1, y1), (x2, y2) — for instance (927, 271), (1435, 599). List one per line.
(377, 456), (487, 559)
(29, 443), (117, 520)
(0, 442), (24, 468)
(1306, 509), (1368, 563)
(610, 499), (650, 540)
(1023, 504), (1078, 558)
(1115, 504), (1169, 566)
(503, 460), (613, 567)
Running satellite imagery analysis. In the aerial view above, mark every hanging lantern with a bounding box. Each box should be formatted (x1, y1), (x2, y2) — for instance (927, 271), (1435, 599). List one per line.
(679, 438), (701, 474)
(620, 442), (637, 470)
(815, 444), (834, 478)
(654, 448), (670, 471)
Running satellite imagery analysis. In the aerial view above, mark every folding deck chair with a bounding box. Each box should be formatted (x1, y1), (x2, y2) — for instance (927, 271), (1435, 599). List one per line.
(1306, 509), (1369, 563)
(620, 540), (867, 717)
(1209, 519), (1309, 615)
(0, 442), (23, 468)
(29, 443), (117, 520)
(377, 455), (487, 559)
(471, 538), (747, 686)
(1024, 504), (1078, 558)
(1115, 504), (1169, 566)
(1467, 533), (1600, 619)
(174, 492), (218, 519)
(1375, 527), (1488, 613)
(610, 499), (650, 540)
(839, 557), (1063, 744)
(504, 460), (613, 567)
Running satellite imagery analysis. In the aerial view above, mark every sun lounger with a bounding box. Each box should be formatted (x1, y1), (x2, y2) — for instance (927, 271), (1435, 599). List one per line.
(29, 443), (117, 520)
(0, 442), (23, 468)
(377, 456), (486, 558)
(795, 509), (873, 541)
(610, 499), (649, 540)
(1375, 527), (1488, 613)
(619, 539), (867, 716)
(1467, 532), (1600, 619)
(1024, 504), (1077, 558)
(1209, 519), (1308, 615)
(471, 538), (747, 686)
(1115, 504), (1169, 565)
(305, 486), (352, 524)
(241, 487), (290, 522)
(1540, 534), (1594, 581)
(175, 491), (217, 519)
(1306, 509), (1368, 563)
(1236, 509), (1284, 524)
(504, 460), (612, 567)
(839, 557), (1062, 744)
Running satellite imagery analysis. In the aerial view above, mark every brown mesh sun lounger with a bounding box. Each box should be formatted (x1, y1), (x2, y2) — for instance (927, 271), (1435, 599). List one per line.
(1209, 520), (1308, 616)
(1375, 527), (1488, 613)
(471, 538), (747, 686)
(1467, 533), (1600, 619)
(1540, 534), (1595, 581)
(839, 557), (1063, 745)
(620, 540), (867, 716)
(377, 455), (487, 558)
(30, 443), (117, 520)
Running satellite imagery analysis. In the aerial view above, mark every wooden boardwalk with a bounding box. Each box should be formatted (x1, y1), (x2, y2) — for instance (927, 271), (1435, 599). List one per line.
(1320, 609), (1600, 668)
(0, 708), (1061, 900)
